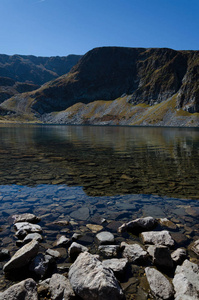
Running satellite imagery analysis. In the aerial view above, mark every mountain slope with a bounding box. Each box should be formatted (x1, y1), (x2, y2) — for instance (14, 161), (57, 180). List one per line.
(1, 47), (199, 125)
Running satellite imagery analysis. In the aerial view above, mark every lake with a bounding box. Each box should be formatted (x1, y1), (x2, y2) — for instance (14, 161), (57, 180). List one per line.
(0, 124), (199, 296)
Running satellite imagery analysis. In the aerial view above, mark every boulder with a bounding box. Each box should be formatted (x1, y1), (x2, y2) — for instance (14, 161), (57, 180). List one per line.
(140, 230), (175, 247)
(118, 216), (157, 233)
(147, 245), (173, 268)
(121, 242), (148, 263)
(98, 245), (120, 258)
(145, 267), (174, 300)
(0, 278), (38, 300)
(96, 231), (114, 244)
(68, 242), (88, 260)
(3, 240), (39, 272)
(11, 213), (40, 224)
(49, 273), (75, 300)
(191, 239), (199, 256)
(102, 258), (128, 275)
(69, 251), (124, 300)
(173, 259), (199, 299)
(171, 248), (187, 265)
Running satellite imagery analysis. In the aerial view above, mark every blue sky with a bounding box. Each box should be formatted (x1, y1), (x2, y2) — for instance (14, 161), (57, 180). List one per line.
(0, 0), (198, 56)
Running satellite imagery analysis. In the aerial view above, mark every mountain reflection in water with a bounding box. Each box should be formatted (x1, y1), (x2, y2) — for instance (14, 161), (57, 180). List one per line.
(0, 124), (199, 199)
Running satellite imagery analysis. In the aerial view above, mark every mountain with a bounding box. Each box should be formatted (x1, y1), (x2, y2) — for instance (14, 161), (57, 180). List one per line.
(0, 47), (199, 126)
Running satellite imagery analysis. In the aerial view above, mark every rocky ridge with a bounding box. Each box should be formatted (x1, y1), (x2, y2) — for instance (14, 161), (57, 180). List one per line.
(0, 46), (199, 126)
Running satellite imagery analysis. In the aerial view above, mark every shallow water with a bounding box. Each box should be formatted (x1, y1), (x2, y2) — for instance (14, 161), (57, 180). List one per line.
(0, 124), (199, 297)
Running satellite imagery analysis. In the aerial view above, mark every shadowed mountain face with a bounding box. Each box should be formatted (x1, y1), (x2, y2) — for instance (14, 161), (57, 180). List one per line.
(0, 54), (82, 85)
(3, 46), (198, 115)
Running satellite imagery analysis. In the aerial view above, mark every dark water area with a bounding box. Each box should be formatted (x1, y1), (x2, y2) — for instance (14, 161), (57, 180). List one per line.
(0, 124), (199, 296)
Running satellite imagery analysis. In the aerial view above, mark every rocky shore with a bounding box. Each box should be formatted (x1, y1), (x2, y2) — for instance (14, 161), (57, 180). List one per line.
(0, 213), (199, 299)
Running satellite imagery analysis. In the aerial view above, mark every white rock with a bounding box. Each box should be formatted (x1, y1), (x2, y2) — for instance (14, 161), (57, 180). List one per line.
(69, 251), (124, 300)
(141, 230), (175, 247)
(121, 242), (148, 263)
(0, 278), (38, 300)
(118, 216), (157, 233)
(171, 248), (187, 265)
(49, 273), (75, 300)
(191, 239), (199, 256)
(53, 235), (70, 247)
(23, 233), (42, 244)
(173, 259), (199, 299)
(14, 222), (42, 233)
(96, 231), (114, 244)
(3, 240), (39, 272)
(145, 267), (174, 300)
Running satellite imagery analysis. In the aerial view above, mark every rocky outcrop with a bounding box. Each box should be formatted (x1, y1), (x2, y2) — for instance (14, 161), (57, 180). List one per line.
(0, 278), (38, 300)
(68, 251), (125, 300)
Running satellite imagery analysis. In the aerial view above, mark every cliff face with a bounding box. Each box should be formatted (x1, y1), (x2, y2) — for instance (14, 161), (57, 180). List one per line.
(0, 47), (199, 124)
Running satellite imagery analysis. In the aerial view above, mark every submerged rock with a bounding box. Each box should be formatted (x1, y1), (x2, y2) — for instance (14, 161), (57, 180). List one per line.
(96, 231), (115, 244)
(145, 267), (174, 300)
(69, 251), (124, 300)
(141, 230), (175, 247)
(3, 240), (39, 272)
(118, 216), (157, 233)
(121, 242), (148, 263)
(70, 207), (90, 220)
(49, 273), (75, 300)
(173, 259), (199, 299)
(158, 218), (177, 230)
(0, 278), (38, 300)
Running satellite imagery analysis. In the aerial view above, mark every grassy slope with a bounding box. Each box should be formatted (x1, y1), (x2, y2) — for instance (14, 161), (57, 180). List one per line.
(42, 94), (199, 127)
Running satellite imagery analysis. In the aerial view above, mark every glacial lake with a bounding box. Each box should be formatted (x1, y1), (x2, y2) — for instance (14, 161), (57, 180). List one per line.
(0, 124), (199, 295)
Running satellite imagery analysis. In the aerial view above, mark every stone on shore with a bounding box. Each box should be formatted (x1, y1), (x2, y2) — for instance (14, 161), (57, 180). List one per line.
(171, 248), (187, 265)
(29, 253), (54, 277)
(145, 267), (174, 300)
(0, 249), (10, 260)
(102, 258), (128, 275)
(173, 259), (199, 299)
(98, 245), (120, 258)
(96, 231), (114, 244)
(147, 245), (173, 268)
(23, 233), (43, 244)
(141, 230), (175, 247)
(69, 251), (125, 300)
(0, 278), (38, 300)
(53, 235), (70, 247)
(10, 213), (40, 224)
(68, 242), (88, 260)
(191, 239), (199, 256)
(49, 273), (75, 300)
(46, 248), (61, 259)
(118, 216), (157, 233)
(3, 240), (39, 272)
(121, 242), (148, 263)
(14, 222), (42, 234)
